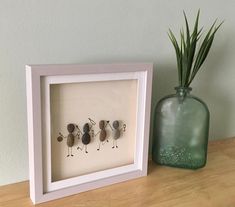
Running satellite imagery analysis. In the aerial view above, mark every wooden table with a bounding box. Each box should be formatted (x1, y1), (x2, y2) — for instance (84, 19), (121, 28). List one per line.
(1, 138), (235, 207)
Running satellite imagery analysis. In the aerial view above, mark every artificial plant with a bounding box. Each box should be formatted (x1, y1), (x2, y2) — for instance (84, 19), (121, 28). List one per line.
(168, 10), (223, 87)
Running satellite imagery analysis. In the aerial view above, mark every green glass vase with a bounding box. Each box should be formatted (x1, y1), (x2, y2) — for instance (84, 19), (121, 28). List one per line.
(152, 87), (210, 169)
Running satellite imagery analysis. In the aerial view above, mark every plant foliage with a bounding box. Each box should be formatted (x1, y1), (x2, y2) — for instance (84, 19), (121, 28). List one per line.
(168, 10), (223, 87)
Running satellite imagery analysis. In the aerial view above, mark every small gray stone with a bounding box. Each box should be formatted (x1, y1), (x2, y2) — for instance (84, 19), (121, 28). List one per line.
(83, 123), (90, 133)
(67, 124), (75, 133)
(57, 136), (63, 142)
(99, 120), (105, 129)
(113, 120), (119, 129)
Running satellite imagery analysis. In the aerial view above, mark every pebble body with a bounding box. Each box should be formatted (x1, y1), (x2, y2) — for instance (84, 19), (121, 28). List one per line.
(82, 123), (91, 145)
(113, 130), (120, 140)
(82, 133), (91, 145)
(113, 120), (120, 140)
(67, 134), (75, 147)
(100, 130), (107, 141)
(99, 120), (107, 141)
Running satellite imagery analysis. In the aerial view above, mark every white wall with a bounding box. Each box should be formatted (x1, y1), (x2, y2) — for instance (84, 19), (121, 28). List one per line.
(0, 0), (234, 185)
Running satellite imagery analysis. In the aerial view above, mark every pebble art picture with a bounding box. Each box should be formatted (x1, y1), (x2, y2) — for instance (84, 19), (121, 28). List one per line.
(57, 118), (126, 157)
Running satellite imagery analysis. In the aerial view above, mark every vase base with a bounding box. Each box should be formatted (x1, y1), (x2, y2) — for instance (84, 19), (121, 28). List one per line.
(153, 146), (207, 169)
(154, 160), (206, 170)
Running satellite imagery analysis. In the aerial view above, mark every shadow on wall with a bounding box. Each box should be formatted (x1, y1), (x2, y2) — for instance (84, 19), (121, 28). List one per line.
(193, 37), (231, 140)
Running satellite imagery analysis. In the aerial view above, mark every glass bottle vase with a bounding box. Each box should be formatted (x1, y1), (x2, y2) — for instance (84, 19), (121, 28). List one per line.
(152, 87), (210, 169)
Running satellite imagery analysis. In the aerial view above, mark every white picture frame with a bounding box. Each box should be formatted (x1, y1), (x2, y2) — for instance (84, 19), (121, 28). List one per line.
(26, 63), (153, 204)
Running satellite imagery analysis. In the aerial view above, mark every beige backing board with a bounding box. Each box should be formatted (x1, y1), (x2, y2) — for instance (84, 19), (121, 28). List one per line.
(50, 79), (138, 182)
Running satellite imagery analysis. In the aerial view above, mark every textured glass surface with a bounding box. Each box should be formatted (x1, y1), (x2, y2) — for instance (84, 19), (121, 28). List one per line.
(152, 87), (210, 169)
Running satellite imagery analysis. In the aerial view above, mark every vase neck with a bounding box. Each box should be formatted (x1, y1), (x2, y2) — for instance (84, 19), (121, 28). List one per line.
(175, 86), (192, 96)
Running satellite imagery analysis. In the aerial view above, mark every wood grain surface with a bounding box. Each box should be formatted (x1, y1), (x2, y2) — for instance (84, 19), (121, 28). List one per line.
(1, 138), (235, 207)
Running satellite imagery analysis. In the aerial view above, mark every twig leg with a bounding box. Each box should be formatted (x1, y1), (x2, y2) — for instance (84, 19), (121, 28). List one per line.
(97, 142), (101, 151)
(67, 147), (70, 157)
(77, 145), (84, 151)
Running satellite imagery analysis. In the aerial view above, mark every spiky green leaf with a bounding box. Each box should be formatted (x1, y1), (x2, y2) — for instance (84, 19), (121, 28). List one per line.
(168, 10), (223, 87)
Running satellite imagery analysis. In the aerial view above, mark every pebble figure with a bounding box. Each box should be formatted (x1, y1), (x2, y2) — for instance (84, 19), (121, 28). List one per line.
(57, 123), (77, 157)
(111, 120), (126, 148)
(96, 120), (109, 151)
(77, 123), (91, 153)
